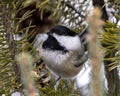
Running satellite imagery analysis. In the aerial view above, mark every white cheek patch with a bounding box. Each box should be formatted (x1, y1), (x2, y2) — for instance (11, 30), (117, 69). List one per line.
(53, 33), (81, 50)
(41, 49), (69, 65)
(34, 33), (48, 51)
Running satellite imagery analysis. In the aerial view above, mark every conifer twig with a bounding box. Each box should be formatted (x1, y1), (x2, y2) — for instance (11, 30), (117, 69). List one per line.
(87, 7), (104, 96)
(16, 52), (39, 96)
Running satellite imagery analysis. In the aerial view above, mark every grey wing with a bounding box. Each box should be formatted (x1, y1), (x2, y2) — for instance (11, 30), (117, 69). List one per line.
(74, 52), (89, 67)
(74, 36), (89, 67)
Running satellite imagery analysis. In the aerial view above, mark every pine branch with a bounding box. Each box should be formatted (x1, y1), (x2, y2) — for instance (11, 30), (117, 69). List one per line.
(87, 7), (104, 96)
(16, 52), (39, 96)
(0, 2), (22, 95)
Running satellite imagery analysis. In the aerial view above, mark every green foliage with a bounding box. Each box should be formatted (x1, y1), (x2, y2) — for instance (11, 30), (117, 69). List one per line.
(38, 80), (79, 96)
(0, 2), (21, 95)
(0, 0), (38, 95)
(0, 0), (120, 95)
(0, 0), (89, 95)
(100, 21), (120, 70)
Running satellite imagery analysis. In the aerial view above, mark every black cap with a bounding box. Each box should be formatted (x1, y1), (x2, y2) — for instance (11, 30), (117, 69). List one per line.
(49, 25), (77, 36)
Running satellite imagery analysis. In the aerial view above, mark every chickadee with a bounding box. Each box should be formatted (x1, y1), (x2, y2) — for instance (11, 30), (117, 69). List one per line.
(35, 25), (88, 79)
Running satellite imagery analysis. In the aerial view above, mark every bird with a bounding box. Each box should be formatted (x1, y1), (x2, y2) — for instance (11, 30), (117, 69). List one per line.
(35, 25), (88, 80)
